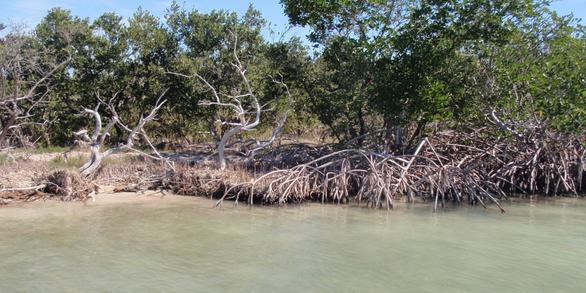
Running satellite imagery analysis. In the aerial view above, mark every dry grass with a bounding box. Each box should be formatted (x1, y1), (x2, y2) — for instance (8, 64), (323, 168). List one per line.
(0, 159), (54, 188)
(1, 170), (96, 204)
(48, 155), (88, 169)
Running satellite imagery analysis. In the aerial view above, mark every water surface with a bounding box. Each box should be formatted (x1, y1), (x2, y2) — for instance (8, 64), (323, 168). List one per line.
(1, 196), (585, 292)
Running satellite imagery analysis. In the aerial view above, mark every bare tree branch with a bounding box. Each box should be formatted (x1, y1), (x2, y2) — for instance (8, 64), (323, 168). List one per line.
(168, 34), (293, 170)
(0, 27), (71, 149)
(74, 91), (173, 177)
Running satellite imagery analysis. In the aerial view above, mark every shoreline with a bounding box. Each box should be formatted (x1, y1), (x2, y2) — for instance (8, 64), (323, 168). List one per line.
(2, 188), (584, 213)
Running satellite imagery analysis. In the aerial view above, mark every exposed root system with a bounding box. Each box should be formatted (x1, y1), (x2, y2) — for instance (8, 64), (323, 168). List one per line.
(2, 123), (584, 212)
(1, 170), (97, 204)
(212, 125), (585, 211)
(40, 170), (97, 201)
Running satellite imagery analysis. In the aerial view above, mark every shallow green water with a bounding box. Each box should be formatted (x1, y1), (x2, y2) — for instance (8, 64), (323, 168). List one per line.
(1, 197), (586, 293)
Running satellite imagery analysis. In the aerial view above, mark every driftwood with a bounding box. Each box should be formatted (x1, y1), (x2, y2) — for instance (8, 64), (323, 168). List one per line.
(74, 91), (174, 177)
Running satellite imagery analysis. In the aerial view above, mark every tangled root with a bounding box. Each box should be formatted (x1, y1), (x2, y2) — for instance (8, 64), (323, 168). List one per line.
(38, 170), (97, 201)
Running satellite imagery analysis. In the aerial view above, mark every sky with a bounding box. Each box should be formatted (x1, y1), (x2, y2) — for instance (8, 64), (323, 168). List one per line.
(0, 0), (584, 41)
(0, 0), (310, 41)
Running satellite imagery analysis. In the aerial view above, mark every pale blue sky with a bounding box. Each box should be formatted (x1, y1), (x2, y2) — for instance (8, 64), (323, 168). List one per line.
(0, 0), (308, 41)
(0, 0), (584, 41)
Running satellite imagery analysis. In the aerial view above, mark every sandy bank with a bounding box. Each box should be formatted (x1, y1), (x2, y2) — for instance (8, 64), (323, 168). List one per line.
(0, 189), (217, 210)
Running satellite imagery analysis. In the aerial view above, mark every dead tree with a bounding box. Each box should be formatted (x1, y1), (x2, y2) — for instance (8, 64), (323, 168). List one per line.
(243, 77), (292, 160)
(74, 91), (173, 177)
(0, 27), (70, 150)
(170, 34), (292, 170)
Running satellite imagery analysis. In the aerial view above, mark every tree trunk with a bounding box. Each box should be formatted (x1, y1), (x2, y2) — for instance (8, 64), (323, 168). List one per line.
(217, 126), (242, 170)
(395, 126), (403, 149)
(114, 123), (124, 144)
(79, 145), (103, 177)
(406, 119), (427, 151)
(0, 114), (16, 147)
(357, 107), (366, 147)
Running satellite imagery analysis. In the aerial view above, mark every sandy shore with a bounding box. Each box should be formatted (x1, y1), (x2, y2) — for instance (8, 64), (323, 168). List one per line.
(0, 189), (217, 210)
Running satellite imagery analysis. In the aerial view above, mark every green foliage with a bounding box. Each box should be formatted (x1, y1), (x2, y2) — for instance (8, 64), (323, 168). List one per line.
(488, 10), (586, 132)
(31, 146), (70, 154)
(0, 153), (12, 165)
(303, 37), (373, 142)
(165, 3), (314, 140)
(164, 4), (267, 137)
(48, 153), (134, 170)
(281, 0), (586, 143)
(26, 3), (315, 145)
(1, 0), (583, 150)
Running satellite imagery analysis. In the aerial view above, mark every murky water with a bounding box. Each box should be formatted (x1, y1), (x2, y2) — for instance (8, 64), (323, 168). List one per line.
(1, 196), (586, 292)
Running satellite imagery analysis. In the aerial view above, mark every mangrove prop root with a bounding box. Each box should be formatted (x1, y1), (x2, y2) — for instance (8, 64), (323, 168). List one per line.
(210, 125), (585, 211)
(54, 122), (584, 212)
